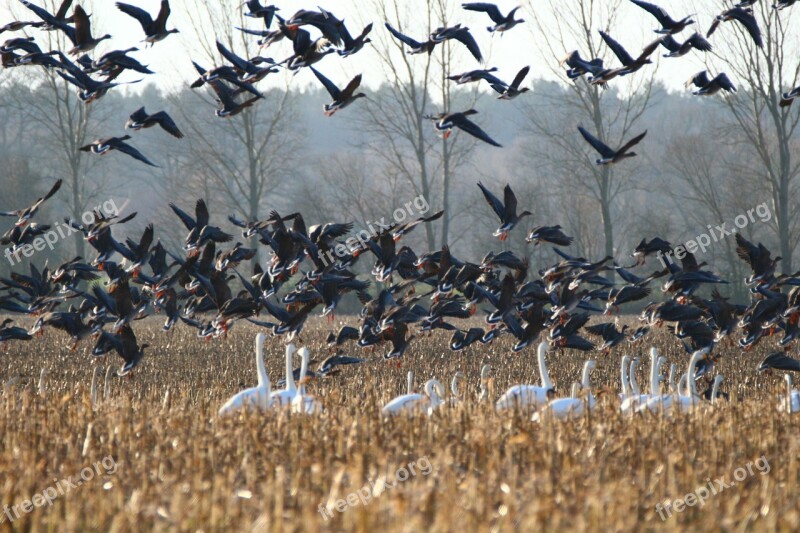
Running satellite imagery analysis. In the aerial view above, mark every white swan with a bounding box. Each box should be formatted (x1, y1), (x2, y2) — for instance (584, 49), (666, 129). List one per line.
(382, 379), (445, 415)
(496, 342), (554, 412)
(640, 350), (705, 414)
(219, 333), (273, 416)
(534, 360), (597, 422)
(447, 371), (465, 406)
(292, 347), (323, 414)
(667, 363), (678, 393)
(779, 374), (800, 414)
(270, 343), (298, 406)
(622, 349), (661, 414)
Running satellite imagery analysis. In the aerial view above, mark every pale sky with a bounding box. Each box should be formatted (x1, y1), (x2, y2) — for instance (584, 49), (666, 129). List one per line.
(0, 0), (786, 96)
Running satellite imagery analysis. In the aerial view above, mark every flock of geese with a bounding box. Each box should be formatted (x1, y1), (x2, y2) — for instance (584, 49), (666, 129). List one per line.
(1, 2), (800, 415)
(2, 1), (799, 161)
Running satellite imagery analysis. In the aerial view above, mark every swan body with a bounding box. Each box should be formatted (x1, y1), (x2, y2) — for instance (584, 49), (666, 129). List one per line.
(270, 343), (298, 406)
(219, 333), (273, 415)
(534, 360), (596, 421)
(496, 342), (554, 411)
(779, 374), (800, 414)
(382, 379), (444, 415)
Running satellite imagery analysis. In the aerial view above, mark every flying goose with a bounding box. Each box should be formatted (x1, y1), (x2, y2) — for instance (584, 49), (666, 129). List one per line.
(0, 178), (62, 227)
(577, 126), (647, 165)
(462, 2), (525, 33)
(384, 22), (436, 55)
(79, 136), (158, 167)
(659, 33), (712, 57)
(686, 71), (736, 96)
(707, 7), (763, 48)
(125, 107), (183, 138)
(430, 25), (483, 62)
(490, 66), (531, 100)
(309, 67), (366, 116)
(68, 5), (111, 55)
(477, 182), (531, 240)
(115, 0), (178, 44)
(628, 0), (695, 34)
(18, 0), (74, 31)
(425, 109), (501, 147)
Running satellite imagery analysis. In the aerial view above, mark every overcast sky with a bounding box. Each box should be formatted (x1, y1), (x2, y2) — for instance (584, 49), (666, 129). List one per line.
(0, 0), (783, 96)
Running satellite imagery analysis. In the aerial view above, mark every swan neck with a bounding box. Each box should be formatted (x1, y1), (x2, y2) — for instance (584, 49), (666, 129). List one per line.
(537, 344), (552, 389)
(255, 335), (267, 388)
(629, 360), (640, 395)
(620, 357), (630, 398)
(285, 345), (296, 391)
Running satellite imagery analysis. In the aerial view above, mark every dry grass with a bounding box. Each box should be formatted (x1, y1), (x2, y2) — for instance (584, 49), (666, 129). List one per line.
(1, 317), (798, 532)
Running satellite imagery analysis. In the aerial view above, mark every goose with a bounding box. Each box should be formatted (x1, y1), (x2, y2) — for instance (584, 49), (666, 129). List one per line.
(430, 25), (483, 62)
(757, 352), (800, 373)
(125, 107), (183, 138)
(18, 0), (75, 32)
(68, 5), (111, 55)
(270, 343), (298, 406)
(116, 1), (178, 44)
(476, 182), (531, 241)
(628, 0), (695, 35)
(533, 360), (597, 421)
(707, 6), (762, 48)
(218, 333), (272, 415)
(448, 67), (503, 85)
(490, 66), (531, 99)
(337, 22), (373, 57)
(0, 178), (62, 227)
(382, 378), (445, 415)
(384, 22), (436, 55)
(526, 225), (573, 246)
(773, 0), (797, 10)
(291, 347), (323, 414)
(659, 33), (712, 58)
(309, 67), (366, 116)
(425, 110), (501, 147)
(578, 126), (647, 165)
(779, 374), (800, 414)
(495, 342), (555, 411)
(780, 85), (800, 107)
(686, 71), (736, 96)
(79, 136), (158, 167)
(244, 0), (279, 27)
(462, 2), (525, 33)
(216, 40), (279, 83)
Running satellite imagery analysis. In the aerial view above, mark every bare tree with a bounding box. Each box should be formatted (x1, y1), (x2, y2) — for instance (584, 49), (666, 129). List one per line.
(171, 0), (301, 227)
(523, 0), (658, 262)
(706, 2), (800, 272)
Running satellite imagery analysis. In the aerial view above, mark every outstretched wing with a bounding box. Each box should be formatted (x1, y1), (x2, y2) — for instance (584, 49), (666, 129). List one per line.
(115, 2), (154, 31)
(599, 30), (635, 66)
(616, 130), (647, 154)
(151, 111), (184, 138)
(384, 22), (424, 48)
(477, 182), (506, 219)
(462, 2), (504, 24)
(452, 28), (483, 62)
(454, 114), (499, 146)
(629, 0), (673, 26)
(510, 66), (530, 89)
(577, 126), (615, 158)
(115, 140), (158, 167)
(309, 66), (341, 99)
